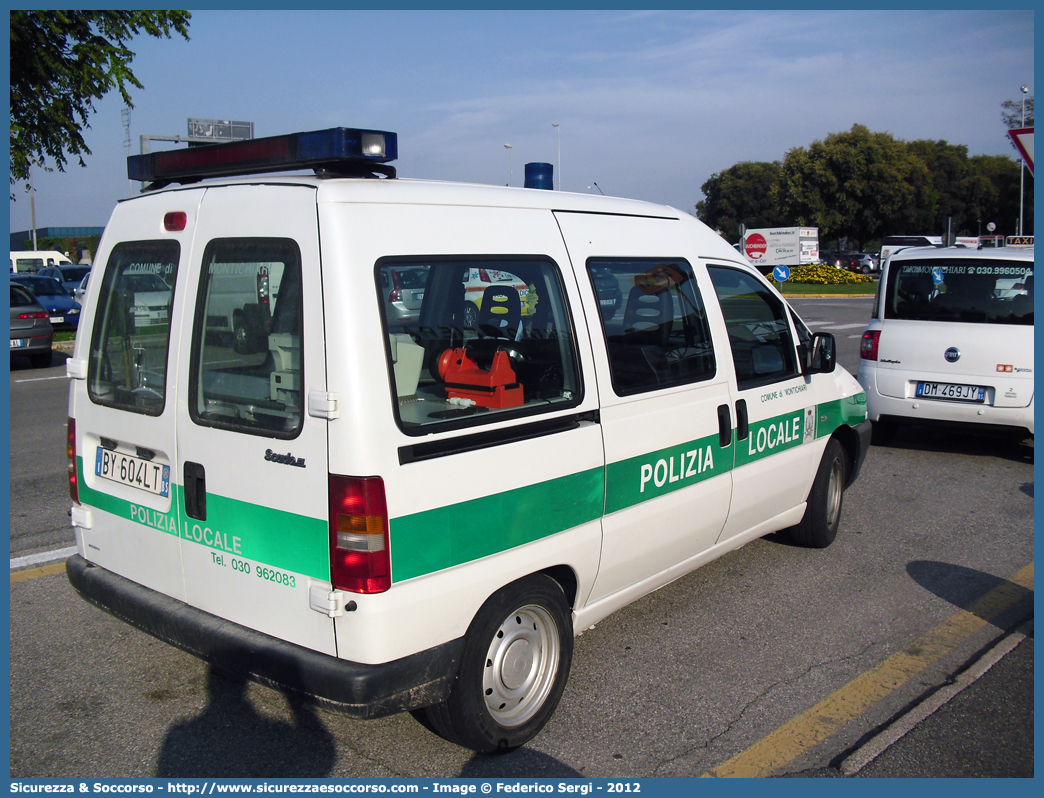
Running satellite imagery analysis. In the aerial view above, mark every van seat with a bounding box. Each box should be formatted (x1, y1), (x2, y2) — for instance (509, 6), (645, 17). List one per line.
(390, 333), (425, 397)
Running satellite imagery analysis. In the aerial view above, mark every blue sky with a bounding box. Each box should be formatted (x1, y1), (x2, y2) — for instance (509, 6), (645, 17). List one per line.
(9, 9), (1035, 232)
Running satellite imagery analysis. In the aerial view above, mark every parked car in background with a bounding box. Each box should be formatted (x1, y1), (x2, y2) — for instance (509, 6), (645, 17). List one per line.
(74, 272), (91, 305)
(381, 265), (429, 326)
(838, 252), (879, 274)
(10, 274), (82, 331)
(9, 283), (54, 368)
(818, 249), (842, 268)
(39, 264), (92, 294)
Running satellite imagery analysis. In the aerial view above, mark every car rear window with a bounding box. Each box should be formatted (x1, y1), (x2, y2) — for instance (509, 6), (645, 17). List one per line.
(884, 258), (1033, 325)
(87, 241), (180, 415)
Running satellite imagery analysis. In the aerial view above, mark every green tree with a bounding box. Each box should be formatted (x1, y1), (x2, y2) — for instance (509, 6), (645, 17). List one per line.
(969, 154), (1033, 236)
(776, 125), (933, 248)
(10, 10), (191, 197)
(696, 161), (785, 241)
(907, 140), (971, 231)
(1001, 95), (1034, 129)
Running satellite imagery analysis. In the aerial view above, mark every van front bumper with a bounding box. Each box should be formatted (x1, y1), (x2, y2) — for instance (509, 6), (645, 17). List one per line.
(66, 555), (464, 719)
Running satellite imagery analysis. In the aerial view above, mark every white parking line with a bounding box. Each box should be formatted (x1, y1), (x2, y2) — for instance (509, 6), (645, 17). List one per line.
(11, 546), (78, 570)
(14, 375), (68, 383)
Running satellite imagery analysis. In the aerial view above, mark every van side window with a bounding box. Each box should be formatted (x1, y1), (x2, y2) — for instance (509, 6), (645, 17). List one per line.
(87, 240), (180, 415)
(377, 258), (582, 433)
(586, 258), (716, 396)
(707, 266), (799, 389)
(189, 239), (304, 439)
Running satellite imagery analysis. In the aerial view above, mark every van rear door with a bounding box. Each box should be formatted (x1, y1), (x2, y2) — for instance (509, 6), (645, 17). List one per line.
(71, 189), (204, 600)
(173, 184), (335, 654)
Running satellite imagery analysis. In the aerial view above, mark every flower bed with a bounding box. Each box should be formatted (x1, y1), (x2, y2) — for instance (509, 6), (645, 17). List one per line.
(786, 264), (876, 285)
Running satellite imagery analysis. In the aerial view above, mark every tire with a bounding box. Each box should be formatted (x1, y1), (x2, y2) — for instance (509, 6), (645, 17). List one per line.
(463, 301), (479, 330)
(415, 574), (573, 753)
(785, 438), (847, 548)
(861, 264), (871, 274)
(871, 419), (898, 446)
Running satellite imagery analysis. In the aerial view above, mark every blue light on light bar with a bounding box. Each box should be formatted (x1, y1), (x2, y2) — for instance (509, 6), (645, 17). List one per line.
(128, 127), (398, 184)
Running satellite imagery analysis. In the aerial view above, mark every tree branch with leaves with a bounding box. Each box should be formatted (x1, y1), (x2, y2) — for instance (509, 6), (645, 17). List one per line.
(10, 10), (191, 199)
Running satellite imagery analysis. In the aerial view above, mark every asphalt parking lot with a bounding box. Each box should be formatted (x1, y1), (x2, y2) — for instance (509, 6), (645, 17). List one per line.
(8, 300), (1034, 778)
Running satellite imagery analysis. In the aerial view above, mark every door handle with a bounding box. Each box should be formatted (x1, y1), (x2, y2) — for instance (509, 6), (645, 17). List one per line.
(736, 399), (749, 441)
(717, 404), (732, 449)
(184, 461), (207, 521)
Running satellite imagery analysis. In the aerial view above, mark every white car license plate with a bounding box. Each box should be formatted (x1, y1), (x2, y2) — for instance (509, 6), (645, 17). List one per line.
(95, 448), (170, 497)
(51, 316), (64, 324)
(10, 338), (25, 348)
(915, 381), (986, 403)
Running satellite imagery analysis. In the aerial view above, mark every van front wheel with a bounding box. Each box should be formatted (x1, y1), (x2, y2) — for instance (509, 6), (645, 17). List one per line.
(417, 574), (573, 753)
(785, 438), (847, 548)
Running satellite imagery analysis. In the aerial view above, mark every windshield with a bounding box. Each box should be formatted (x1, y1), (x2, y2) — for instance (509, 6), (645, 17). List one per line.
(884, 258), (1033, 325)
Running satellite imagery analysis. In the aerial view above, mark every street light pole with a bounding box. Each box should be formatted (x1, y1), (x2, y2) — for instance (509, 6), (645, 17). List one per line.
(551, 122), (560, 190)
(28, 162), (38, 250)
(1018, 84), (1028, 236)
(504, 143), (513, 187)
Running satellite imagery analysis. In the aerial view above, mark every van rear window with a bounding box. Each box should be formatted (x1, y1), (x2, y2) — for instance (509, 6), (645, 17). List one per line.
(378, 258), (582, 434)
(189, 239), (304, 439)
(88, 241), (180, 415)
(884, 259), (1033, 325)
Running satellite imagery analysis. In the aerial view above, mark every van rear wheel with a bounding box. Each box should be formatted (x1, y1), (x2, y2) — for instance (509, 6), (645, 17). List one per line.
(785, 438), (846, 548)
(415, 574), (572, 753)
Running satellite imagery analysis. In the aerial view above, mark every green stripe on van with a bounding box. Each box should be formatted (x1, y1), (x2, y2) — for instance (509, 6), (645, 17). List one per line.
(76, 456), (329, 580)
(389, 467), (605, 583)
(816, 393), (868, 435)
(604, 430), (731, 515)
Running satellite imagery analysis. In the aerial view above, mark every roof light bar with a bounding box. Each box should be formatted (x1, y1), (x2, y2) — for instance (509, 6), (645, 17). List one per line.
(128, 127), (398, 186)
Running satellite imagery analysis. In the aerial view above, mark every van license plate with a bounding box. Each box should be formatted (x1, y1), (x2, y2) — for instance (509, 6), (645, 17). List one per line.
(915, 382), (986, 403)
(95, 448), (170, 497)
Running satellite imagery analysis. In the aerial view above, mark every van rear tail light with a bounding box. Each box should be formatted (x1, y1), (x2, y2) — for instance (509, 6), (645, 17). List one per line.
(860, 330), (881, 361)
(329, 475), (390, 593)
(67, 417), (79, 504)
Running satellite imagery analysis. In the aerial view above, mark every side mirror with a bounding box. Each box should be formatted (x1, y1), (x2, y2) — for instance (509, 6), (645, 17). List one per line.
(805, 331), (836, 374)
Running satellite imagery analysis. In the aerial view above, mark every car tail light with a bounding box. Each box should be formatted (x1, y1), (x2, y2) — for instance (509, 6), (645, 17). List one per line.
(67, 417), (79, 504)
(479, 268), (491, 283)
(17, 311), (49, 320)
(860, 330), (881, 361)
(329, 475), (390, 593)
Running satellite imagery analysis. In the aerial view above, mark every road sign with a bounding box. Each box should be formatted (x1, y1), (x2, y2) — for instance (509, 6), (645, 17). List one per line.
(773, 265), (791, 282)
(1008, 127), (1034, 176)
(745, 233), (767, 260)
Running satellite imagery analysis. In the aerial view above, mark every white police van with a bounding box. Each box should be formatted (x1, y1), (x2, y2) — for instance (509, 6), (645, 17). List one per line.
(858, 245), (1034, 443)
(66, 127), (871, 753)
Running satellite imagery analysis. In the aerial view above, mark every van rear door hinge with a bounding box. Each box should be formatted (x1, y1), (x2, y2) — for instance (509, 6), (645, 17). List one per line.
(309, 582), (347, 617)
(307, 391), (340, 420)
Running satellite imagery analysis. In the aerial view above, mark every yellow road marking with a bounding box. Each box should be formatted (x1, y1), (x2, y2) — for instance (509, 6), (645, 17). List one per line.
(702, 562), (1034, 778)
(10, 562), (67, 583)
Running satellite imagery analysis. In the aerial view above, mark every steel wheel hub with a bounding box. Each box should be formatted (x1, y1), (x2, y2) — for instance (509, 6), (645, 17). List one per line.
(482, 604), (559, 727)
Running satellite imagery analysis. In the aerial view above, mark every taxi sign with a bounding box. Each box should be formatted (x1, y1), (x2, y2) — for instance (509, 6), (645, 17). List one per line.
(1006, 235), (1034, 248)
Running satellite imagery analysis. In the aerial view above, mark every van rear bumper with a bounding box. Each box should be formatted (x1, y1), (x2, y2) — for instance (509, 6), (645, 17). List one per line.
(66, 555), (464, 719)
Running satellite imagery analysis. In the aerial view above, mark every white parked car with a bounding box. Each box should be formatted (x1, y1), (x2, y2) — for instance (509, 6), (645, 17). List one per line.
(858, 246), (1033, 443)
